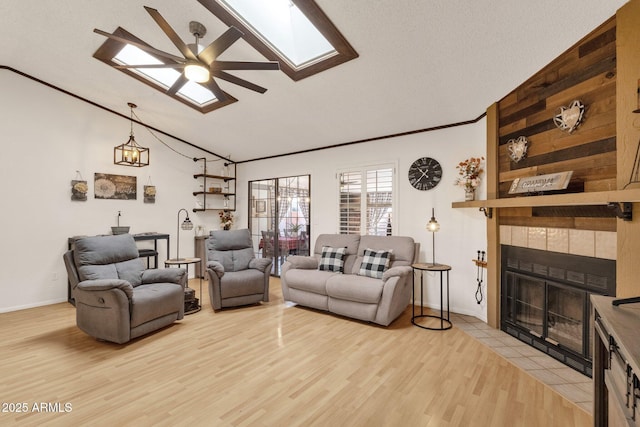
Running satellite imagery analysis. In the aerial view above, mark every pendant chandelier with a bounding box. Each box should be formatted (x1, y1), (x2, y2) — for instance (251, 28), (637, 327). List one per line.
(114, 102), (149, 167)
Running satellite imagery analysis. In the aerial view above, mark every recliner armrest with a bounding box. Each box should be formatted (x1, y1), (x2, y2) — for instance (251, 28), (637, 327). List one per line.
(77, 279), (134, 299)
(207, 261), (225, 278)
(286, 255), (318, 270)
(382, 266), (412, 283)
(141, 268), (187, 288)
(249, 258), (272, 272)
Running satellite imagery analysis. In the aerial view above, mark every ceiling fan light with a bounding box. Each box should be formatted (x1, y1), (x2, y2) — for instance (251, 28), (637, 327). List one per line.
(185, 63), (210, 83)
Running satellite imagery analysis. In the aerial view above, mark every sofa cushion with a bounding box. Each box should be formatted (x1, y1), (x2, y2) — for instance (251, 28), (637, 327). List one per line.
(314, 234), (361, 275)
(285, 269), (337, 294)
(130, 283), (183, 328)
(207, 229), (254, 272)
(115, 258), (144, 287)
(358, 248), (392, 279)
(219, 269), (266, 299)
(318, 246), (347, 273)
(351, 235), (415, 274)
(209, 247), (254, 272)
(326, 274), (384, 304)
(74, 234), (141, 282)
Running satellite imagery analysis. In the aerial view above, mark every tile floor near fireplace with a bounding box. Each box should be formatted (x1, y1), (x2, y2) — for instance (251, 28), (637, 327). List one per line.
(451, 313), (593, 413)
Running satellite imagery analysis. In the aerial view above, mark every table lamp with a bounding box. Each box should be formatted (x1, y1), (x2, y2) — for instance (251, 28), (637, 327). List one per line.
(426, 208), (440, 266)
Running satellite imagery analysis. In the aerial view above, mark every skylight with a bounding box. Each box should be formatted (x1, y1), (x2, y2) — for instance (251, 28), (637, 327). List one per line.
(114, 45), (217, 106)
(215, 0), (337, 69)
(198, 0), (358, 81)
(93, 27), (238, 113)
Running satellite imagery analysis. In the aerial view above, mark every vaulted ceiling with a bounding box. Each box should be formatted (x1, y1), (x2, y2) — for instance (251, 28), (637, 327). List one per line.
(0, 0), (627, 162)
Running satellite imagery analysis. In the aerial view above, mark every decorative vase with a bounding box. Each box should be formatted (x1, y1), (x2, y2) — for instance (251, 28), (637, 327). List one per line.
(465, 188), (475, 201)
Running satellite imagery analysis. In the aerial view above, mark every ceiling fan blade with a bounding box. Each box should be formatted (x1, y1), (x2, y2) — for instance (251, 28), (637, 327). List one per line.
(114, 64), (185, 69)
(167, 74), (189, 95)
(213, 70), (267, 94)
(212, 61), (280, 71)
(205, 78), (227, 102)
(94, 28), (186, 63)
(198, 26), (244, 66)
(144, 6), (198, 61)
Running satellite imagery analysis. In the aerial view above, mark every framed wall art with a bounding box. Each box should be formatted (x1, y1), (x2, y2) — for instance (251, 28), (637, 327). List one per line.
(94, 173), (137, 200)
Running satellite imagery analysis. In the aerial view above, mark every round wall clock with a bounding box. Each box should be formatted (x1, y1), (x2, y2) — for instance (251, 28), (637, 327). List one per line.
(408, 157), (442, 190)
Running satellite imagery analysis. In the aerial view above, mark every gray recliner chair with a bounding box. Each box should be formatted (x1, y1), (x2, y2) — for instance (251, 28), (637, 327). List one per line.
(63, 234), (186, 344)
(206, 229), (272, 310)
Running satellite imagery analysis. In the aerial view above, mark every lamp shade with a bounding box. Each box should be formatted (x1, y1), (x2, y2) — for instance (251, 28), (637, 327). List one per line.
(181, 216), (194, 230)
(427, 208), (440, 232)
(185, 62), (210, 83)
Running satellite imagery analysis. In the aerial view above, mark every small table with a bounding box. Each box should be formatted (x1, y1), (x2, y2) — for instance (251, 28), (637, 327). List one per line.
(165, 257), (202, 315)
(133, 233), (170, 268)
(411, 263), (452, 330)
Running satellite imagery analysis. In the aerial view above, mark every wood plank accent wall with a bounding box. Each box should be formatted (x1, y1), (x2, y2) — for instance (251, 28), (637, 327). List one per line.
(496, 17), (617, 232)
(615, 0), (640, 299)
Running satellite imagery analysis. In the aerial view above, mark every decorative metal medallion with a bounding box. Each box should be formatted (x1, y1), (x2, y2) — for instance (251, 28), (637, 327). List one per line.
(553, 100), (585, 133)
(507, 136), (529, 163)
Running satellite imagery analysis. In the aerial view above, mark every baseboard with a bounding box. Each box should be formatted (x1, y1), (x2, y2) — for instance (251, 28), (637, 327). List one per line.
(0, 297), (69, 313)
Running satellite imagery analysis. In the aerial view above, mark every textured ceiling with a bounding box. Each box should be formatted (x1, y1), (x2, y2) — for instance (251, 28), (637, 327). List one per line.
(0, 0), (628, 162)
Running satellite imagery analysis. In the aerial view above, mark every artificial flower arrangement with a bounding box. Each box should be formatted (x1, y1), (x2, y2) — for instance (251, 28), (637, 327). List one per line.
(455, 156), (485, 190)
(73, 181), (88, 194)
(219, 210), (234, 230)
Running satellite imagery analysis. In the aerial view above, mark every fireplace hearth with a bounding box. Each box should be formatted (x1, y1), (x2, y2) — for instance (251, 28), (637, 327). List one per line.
(501, 245), (616, 377)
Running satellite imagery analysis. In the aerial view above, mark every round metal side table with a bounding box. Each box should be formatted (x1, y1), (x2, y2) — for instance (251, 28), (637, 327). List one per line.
(165, 257), (202, 315)
(411, 263), (452, 330)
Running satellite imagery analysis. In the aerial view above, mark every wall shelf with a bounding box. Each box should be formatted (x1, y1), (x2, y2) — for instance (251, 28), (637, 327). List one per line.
(193, 173), (235, 182)
(192, 191), (235, 197)
(193, 158), (236, 212)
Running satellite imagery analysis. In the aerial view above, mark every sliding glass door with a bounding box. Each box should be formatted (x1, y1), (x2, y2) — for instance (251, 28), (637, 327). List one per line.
(249, 175), (310, 276)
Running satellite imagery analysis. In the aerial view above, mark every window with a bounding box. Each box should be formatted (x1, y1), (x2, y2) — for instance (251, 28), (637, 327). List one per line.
(339, 166), (394, 236)
(197, 0), (358, 81)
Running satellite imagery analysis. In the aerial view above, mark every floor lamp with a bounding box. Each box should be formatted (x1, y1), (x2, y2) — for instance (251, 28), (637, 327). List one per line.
(176, 208), (194, 260)
(426, 208), (440, 266)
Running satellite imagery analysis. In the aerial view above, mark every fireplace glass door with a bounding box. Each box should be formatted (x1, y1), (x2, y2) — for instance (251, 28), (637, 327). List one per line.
(508, 273), (545, 337)
(547, 282), (586, 355)
(504, 272), (589, 358)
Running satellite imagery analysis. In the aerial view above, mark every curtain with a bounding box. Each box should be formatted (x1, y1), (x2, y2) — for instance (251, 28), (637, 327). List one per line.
(366, 191), (392, 235)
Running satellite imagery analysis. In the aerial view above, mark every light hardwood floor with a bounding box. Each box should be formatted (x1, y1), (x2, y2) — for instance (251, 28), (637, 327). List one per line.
(0, 278), (591, 427)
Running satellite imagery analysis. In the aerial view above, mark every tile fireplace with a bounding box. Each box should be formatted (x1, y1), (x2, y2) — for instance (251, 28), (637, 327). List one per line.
(501, 245), (616, 376)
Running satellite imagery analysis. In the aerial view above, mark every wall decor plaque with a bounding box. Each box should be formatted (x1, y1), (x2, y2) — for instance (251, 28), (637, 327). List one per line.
(507, 136), (529, 163)
(94, 173), (137, 200)
(508, 171), (573, 194)
(553, 100), (585, 133)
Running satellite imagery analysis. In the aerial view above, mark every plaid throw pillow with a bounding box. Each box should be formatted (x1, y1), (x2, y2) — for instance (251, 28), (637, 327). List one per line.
(358, 248), (392, 279)
(318, 246), (347, 273)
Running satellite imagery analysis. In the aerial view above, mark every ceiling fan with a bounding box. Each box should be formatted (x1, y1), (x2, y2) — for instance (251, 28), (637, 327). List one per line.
(94, 6), (280, 102)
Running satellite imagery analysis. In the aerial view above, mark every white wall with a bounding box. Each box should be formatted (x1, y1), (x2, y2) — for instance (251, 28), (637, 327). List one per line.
(0, 70), (221, 312)
(237, 120), (490, 321)
(0, 69), (490, 321)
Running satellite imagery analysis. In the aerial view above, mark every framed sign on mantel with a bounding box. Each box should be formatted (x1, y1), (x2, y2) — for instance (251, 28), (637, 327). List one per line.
(508, 171), (573, 195)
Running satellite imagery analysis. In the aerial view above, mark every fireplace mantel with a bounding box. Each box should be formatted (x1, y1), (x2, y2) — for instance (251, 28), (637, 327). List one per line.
(452, 188), (640, 210)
